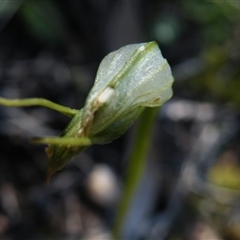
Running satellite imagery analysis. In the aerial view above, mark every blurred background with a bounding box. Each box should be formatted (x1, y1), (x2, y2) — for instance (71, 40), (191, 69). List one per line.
(1, 0), (240, 239)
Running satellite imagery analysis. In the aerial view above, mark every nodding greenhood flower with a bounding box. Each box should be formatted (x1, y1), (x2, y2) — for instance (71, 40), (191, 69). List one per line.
(0, 41), (174, 182)
(82, 41), (174, 139)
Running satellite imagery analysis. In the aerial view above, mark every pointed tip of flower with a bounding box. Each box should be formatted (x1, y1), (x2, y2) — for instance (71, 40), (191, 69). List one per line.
(46, 168), (54, 185)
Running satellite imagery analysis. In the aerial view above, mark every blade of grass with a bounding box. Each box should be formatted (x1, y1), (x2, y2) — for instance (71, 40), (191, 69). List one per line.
(113, 107), (160, 239)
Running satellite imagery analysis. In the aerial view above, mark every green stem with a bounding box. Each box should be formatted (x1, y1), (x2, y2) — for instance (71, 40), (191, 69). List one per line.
(0, 97), (78, 117)
(113, 107), (160, 239)
(32, 137), (92, 146)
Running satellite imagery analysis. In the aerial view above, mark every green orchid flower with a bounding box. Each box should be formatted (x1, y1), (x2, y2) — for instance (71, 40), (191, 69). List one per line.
(0, 41), (174, 182)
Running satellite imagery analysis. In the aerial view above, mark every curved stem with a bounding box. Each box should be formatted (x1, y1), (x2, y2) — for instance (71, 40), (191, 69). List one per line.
(113, 107), (160, 239)
(0, 97), (78, 117)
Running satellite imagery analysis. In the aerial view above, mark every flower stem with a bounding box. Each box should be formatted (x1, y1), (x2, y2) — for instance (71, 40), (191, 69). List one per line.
(113, 107), (160, 239)
(0, 97), (78, 117)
